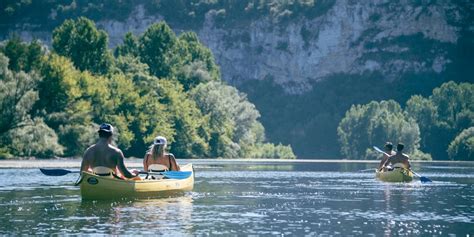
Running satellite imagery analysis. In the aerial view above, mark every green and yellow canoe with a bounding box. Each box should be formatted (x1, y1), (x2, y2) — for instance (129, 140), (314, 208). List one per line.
(80, 163), (194, 200)
(376, 166), (414, 182)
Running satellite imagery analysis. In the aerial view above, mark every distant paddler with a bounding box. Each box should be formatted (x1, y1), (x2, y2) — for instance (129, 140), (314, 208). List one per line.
(378, 142), (395, 171)
(383, 143), (411, 170)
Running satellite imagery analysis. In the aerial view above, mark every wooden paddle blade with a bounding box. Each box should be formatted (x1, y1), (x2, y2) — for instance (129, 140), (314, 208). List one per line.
(39, 168), (73, 176)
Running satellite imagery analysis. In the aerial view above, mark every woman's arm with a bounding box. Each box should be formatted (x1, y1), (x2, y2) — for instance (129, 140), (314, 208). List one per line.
(169, 154), (180, 171)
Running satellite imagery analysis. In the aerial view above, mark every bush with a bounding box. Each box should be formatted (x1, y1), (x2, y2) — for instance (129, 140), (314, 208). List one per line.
(338, 100), (424, 159)
(8, 118), (64, 158)
(448, 127), (474, 160)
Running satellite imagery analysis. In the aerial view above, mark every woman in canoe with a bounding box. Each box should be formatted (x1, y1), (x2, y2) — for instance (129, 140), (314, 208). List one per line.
(143, 136), (180, 172)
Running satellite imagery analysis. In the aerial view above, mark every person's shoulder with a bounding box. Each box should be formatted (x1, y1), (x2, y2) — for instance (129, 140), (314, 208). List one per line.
(83, 144), (96, 154)
(167, 153), (176, 159)
(108, 144), (123, 154)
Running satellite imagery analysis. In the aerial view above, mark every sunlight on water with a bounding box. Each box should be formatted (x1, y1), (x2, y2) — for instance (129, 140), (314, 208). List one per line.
(0, 161), (473, 235)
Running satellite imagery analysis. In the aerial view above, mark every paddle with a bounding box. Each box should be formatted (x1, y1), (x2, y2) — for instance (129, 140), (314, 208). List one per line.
(40, 168), (192, 179)
(373, 146), (432, 183)
(358, 168), (375, 172)
(40, 168), (79, 176)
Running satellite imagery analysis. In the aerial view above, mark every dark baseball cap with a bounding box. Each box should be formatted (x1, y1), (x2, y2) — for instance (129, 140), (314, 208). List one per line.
(98, 123), (114, 133)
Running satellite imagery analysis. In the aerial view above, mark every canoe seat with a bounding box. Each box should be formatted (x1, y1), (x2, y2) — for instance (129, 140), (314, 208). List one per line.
(392, 163), (407, 169)
(146, 164), (168, 180)
(93, 166), (114, 177)
(148, 164), (168, 172)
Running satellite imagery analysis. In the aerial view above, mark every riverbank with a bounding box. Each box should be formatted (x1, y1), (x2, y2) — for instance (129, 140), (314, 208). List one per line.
(0, 158), (466, 168)
(0, 158), (378, 168)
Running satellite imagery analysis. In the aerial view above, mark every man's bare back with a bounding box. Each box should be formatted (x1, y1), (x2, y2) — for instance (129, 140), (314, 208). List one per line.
(81, 140), (122, 171)
(80, 123), (135, 179)
(387, 143), (411, 169)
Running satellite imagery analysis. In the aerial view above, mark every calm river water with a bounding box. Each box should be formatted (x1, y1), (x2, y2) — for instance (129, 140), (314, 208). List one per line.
(0, 160), (473, 236)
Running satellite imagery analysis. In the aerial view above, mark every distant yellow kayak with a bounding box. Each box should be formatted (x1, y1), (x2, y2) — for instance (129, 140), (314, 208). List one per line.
(376, 167), (414, 182)
(80, 164), (194, 200)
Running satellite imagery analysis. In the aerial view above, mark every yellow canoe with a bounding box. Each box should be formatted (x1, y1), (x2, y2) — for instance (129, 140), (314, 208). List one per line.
(80, 164), (194, 200)
(376, 167), (414, 182)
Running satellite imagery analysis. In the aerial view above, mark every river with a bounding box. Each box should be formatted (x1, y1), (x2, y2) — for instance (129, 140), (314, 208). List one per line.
(0, 159), (473, 235)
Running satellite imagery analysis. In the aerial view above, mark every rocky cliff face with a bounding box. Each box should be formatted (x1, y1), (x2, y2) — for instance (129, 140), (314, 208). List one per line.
(198, 1), (462, 94)
(6, 1), (468, 95)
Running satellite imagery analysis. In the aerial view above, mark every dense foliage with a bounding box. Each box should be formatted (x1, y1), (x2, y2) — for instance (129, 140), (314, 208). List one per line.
(406, 82), (474, 160)
(447, 127), (474, 161)
(337, 100), (429, 160)
(337, 81), (473, 160)
(0, 18), (295, 159)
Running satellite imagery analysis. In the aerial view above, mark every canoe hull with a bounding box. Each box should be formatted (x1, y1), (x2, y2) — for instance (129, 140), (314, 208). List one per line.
(376, 168), (413, 182)
(80, 164), (194, 200)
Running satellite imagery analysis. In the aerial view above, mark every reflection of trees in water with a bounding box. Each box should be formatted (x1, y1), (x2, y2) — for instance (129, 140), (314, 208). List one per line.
(73, 194), (193, 235)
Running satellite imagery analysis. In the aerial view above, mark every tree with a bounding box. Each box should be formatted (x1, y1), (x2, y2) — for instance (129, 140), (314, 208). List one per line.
(0, 37), (45, 73)
(138, 22), (178, 78)
(337, 100), (428, 160)
(8, 118), (64, 158)
(190, 81), (295, 158)
(406, 81), (474, 159)
(114, 32), (139, 57)
(176, 32), (220, 90)
(448, 127), (474, 160)
(0, 53), (39, 135)
(52, 17), (112, 74)
(157, 79), (208, 158)
(405, 95), (438, 149)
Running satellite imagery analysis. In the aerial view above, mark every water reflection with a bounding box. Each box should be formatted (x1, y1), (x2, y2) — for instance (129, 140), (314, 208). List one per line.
(0, 161), (473, 235)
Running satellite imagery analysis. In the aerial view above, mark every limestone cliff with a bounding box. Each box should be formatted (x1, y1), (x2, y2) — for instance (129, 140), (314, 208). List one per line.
(4, 1), (469, 94)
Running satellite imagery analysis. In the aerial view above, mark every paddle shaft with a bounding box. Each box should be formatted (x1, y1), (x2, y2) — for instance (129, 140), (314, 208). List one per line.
(373, 146), (391, 171)
(40, 168), (191, 179)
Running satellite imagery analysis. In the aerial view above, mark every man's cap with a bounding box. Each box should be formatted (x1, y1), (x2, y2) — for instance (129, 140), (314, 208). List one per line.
(98, 123), (114, 133)
(384, 142), (393, 149)
(153, 136), (167, 146)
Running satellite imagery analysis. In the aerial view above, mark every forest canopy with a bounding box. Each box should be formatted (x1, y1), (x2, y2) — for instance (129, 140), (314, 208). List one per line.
(0, 17), (295, 159)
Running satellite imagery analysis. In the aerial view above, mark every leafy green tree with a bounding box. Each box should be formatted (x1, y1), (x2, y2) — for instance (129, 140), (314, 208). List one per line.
(406, 81), (474, 159)
(0, 53), (39, 135)
(245, 143), (296, 159)
(338, 100), (428, 160)
(36, 54), (83, 116)
(448, 127), (474, 160)
(114, 32), (139, 57)
(157, 79), (208, 158)
(431, 82), (474, 130)
(113, 55), (155, 92)
(52, 17), (112, 74)
(0, 37), (45, 73)
(138, 22), (178, 78)
(191, 81), (295, 158)
(405, 95), (438, 149)
(176, 32), (220, 90)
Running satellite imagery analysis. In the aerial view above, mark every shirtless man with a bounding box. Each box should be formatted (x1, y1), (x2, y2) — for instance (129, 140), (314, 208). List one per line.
(80, 123), (137, 179)
(378, 142), (396, 171)
(387, 143), (411, 169)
